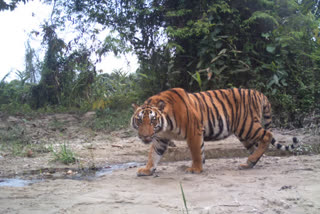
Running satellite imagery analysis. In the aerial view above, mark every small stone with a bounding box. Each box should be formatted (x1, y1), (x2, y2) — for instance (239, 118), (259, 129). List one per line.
(67, 170), (73, 175)
(26, 150), (33, 158)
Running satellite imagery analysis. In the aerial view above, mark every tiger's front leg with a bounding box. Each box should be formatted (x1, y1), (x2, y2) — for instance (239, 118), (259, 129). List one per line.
(137, 138), (168, 176)
(186, 132), (204, 174)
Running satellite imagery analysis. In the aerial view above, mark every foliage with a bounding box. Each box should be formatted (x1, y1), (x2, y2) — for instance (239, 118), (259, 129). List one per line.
(89, 108), (133, 132)
(49, 143), (77, 164)
(91, 69), (139, 110)
(0, 78), (33, 114)
(1, 0), (320, 128)
(88, 70), (139, 131)
(0, 0), (29, 11)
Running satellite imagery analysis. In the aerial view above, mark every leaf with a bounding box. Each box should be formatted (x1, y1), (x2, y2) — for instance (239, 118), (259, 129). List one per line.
(138, 73), (148, 79)
(266, 45), (276, 53)
(215, 65), (228, 75)
(210, 55), (221, 63)
(215, 42), (222, 49)
(195, 71), (202, 88)
(261, 32), (270, 39)
(218, 48), (227, 55)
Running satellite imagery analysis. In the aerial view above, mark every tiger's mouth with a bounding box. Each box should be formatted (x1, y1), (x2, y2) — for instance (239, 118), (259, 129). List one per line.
(139, 135), (154, 144)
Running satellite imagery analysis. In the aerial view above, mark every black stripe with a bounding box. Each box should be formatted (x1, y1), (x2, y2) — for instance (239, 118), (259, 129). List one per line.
(220, 90), (234, 132)
(192, 93), (204, 124)
(155, 147), (166, 156)
(163, 94), (175, 105)
(206, 92), (223, 138)
(260, 129), (267, 140)
(238, 90), (248, 138)
(235, 88), (243, 130)
(285, 146), (289, 151)
(172, 109), (178, 133)
(249, 156), (261, 167)
(252, 91), (260, 115)
(166, 115), (173, 131)
(170, 89), (189, 138)
(271, 138), (276, 145)
(251, 91), (258, 114)
(205, 92), (216, 128)
(213, 91), (230, 132)
(264, 121), (271, 129)
(160, 116), (164, 131)
(231, 88), (239, 132)
(154, 139), (168, 156)
(251, 127), (262, 140)
(244, 91), (255, 139)
(245, 141), (256, 150)
(245, 117), (254, 140)
(199, 92), (213, 137)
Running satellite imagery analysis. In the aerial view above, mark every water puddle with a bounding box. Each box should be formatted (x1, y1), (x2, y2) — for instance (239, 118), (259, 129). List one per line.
(0, 178), (40, 187)
(95, 162), (143, 177)
(0, 162), (143, 187)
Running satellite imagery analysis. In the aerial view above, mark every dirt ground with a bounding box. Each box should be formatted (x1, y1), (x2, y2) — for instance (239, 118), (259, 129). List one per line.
(0, 113), (320, 214)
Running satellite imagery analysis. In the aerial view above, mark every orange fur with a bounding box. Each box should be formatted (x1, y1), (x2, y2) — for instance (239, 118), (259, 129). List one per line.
(131, 88), (298, 176)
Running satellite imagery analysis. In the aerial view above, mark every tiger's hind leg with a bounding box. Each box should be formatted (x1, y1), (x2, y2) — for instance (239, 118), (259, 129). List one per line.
(239, 126), (272, 170)
(241, 140), (258, 154)
(137, 138), (169, 176)
(186, 132), (204, 174)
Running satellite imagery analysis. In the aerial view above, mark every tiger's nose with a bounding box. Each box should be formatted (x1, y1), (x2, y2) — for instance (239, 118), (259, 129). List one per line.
(139, 135), (153, 143)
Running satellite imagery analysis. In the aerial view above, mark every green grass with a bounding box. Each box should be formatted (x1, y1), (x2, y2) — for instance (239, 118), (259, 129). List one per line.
(49, 143), (77, 164)
(0, 125), (29, 156)
(88, 108), (133, 132)
(0, 124), (50, 157)
(49, 118), (67, 131)
(180, 182), (189, 214)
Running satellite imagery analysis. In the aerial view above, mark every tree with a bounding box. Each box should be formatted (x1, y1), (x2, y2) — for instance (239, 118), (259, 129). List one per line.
(24, 41), (39, 84)
(0, 0), (29, 11)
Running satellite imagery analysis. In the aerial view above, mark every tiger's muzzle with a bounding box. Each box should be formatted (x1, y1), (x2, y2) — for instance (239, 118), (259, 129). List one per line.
(139, 134), (154, 144)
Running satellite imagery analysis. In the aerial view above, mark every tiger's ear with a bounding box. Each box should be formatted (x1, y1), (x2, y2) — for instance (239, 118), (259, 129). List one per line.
(157, 100), (166, 112)
(132, 103), (139, 111)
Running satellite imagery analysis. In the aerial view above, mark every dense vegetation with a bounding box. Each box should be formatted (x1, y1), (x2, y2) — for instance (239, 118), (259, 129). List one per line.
(1, 0), (319, 129)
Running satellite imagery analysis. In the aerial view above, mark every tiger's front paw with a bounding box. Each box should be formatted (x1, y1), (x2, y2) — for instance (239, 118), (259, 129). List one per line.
(238, 162), (254, 170)
(185, 167), (202, 174)
(137, 167), (155, 176)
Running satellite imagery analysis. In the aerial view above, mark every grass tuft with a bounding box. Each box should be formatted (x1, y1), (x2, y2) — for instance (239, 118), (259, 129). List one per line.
(49, 143), (77, 164)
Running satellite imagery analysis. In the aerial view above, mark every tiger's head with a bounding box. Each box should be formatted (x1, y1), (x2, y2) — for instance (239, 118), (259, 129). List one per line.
(131, 100), (166, 144)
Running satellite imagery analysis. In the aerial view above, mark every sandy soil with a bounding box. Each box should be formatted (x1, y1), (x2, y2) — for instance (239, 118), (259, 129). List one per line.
(0, 113), (320, 214)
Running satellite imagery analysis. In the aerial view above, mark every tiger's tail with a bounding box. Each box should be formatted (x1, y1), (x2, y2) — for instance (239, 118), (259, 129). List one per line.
(271, 137), (299, 152)
(261, 94), (299, 151)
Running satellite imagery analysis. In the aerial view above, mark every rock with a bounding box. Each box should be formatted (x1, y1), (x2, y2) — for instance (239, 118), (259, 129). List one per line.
(7, 116), (20, 123)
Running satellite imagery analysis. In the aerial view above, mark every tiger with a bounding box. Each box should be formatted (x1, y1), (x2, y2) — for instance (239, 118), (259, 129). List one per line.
(131, 88), (299, 176)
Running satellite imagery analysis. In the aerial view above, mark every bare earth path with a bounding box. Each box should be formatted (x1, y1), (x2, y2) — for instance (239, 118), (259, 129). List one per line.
(0, 113), (319, 214)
